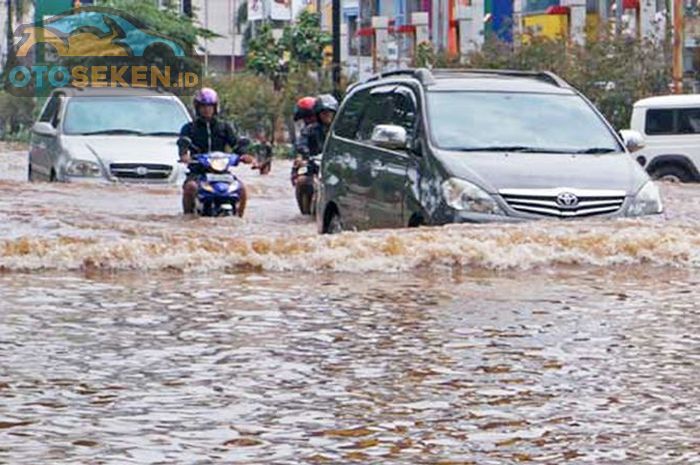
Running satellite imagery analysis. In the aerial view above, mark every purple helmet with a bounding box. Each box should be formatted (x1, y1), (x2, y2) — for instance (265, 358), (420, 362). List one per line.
(193, 87), (219, 113)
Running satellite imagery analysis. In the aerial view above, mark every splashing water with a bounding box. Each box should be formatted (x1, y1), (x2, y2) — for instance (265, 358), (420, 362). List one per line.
(3, 151), (700, 273)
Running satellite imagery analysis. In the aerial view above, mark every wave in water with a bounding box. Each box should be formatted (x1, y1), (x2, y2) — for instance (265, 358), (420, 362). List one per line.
(2, 220), (699, 273)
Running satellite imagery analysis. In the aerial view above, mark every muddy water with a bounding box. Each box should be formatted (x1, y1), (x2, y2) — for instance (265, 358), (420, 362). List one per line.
(1, 150), (700, 464)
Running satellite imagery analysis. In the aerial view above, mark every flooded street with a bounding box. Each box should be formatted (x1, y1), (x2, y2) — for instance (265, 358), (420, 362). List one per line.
(1, 149), (700, 464)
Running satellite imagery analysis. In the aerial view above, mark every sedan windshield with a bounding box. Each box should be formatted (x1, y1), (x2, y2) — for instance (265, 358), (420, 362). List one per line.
(63, 96), (190, 136)
(427, 91), (621, 153)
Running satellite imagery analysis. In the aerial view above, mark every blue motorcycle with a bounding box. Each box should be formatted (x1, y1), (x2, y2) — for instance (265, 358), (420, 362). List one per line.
(178, 136), (250, 217)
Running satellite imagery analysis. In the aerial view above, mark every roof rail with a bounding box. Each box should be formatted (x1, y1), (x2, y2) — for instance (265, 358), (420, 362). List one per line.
(345, 67), (567, 94)
(363, 68), (435, 85)
(430, 68), (569, 87)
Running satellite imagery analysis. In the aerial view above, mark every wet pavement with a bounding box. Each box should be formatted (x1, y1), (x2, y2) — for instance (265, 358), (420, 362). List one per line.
(1, 149), (699, 464)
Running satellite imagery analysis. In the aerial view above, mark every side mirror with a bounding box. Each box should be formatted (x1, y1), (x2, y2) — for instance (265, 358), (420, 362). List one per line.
(619, 129), (645, 153)
(32, 122), (57, 137)
(370, 124), (408, 151)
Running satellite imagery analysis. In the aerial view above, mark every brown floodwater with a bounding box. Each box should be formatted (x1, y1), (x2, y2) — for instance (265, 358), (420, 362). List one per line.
(1, 150), (699, 464)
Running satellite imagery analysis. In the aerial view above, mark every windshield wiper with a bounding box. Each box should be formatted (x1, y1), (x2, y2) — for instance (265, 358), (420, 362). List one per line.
(79, 129), (144, 136)
(142, 131), (181, 136)
(574, 147), (618, 154)
(449, 145), (569, 153)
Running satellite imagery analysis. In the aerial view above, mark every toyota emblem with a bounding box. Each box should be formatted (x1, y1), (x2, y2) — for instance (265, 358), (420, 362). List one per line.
(135, 166), (148, 176)
(556, 192), (579, 208)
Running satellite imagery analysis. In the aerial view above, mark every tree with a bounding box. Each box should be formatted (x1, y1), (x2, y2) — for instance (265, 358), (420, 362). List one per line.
(246, 11), (331, 88)
(461, 34), (671, 130)
(246, 22), (287, 89)
(279, 10), (331, 72)
(212, 73), (281, 142)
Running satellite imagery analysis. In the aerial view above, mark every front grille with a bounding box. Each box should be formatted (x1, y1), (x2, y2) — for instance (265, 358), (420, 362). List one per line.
(110, 163), (172, 180)
(500, 188), (626, 218)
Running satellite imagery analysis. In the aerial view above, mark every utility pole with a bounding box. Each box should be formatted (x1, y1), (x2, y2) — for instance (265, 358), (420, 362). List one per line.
(672, 0), (684, 93)
(204, 0), (209, 77)
(231, 0), (236, 73)
(6, 0), (13, 70)
(332, 0), (340, 94)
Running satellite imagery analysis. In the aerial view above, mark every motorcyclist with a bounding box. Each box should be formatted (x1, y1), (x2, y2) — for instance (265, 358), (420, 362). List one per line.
(178, 87), (254, 217)
(313, 94), (339, 142)
(292, 96), (318, 185)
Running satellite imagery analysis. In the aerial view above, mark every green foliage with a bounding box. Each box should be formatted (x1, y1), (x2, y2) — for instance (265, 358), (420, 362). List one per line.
(246, 23), (287, 88)
(211, 73), (281, 141)
(0, 90), (35, 141)
(447, 34), (672, 130)
(280, 11), (332, 71)
(415, 41), (436, 69)
(246, 11), (331, 87)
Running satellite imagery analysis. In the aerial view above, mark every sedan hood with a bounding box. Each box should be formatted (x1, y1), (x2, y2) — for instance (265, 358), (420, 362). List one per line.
(62, 135), (180, 166)
(434, 149), (648, 194)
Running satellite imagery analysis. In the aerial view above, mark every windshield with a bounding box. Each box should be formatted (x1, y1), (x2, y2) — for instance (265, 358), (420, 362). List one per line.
(427, 91), (621, 153)
(63, 96), (190, 136)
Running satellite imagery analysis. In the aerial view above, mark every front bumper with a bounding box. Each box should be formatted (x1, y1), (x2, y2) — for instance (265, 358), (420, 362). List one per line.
(430, 197), (652, 224)
(431, 209), (529, 225)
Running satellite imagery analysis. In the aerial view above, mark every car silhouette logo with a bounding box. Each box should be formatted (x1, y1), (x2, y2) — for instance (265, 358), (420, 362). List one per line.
(5, 5), (201, 96)
(556, 192), (579, 208)
(135, 166), (148, 176)
(15, 7), (186, 58)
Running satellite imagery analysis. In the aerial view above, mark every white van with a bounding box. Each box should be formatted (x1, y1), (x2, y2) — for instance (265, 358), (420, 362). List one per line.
(630, 95), (700, 182)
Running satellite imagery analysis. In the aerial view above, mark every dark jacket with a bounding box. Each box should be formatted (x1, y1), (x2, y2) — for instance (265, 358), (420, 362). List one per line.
(179, 117), (239, 154)
(295, 122), (330, 158)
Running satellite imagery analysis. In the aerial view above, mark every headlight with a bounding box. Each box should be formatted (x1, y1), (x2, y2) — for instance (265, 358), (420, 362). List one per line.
(441, 178), (504, 215)
(210, 158), (228, 172)
(227, 180), (240, 193)
(66, 160), (101, 177)
(201, 183), (215, 193)
(628, 181), (663, 216)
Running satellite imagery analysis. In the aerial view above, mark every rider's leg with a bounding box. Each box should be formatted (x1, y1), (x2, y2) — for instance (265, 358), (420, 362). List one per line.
(183, 180), (197, 214)
(238, 183), (248, 218)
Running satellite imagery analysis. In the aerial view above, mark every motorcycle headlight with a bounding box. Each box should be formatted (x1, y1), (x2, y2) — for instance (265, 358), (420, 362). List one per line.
(441, 178), (504, 215)
(227, 180), (240, 193)
(201, 183), (215, 193)
(628, 181), (663, 216)
(210, 158), (228, 172)
(66, 160), (101, 177)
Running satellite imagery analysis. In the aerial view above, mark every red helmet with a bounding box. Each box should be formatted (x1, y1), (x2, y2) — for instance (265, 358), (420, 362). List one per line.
(294, 96), (317, 121)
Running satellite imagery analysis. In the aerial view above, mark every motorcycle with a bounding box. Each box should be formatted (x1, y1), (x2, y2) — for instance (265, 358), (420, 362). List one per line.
(294, 154), (321, 216)
(178, 136), (249, 217)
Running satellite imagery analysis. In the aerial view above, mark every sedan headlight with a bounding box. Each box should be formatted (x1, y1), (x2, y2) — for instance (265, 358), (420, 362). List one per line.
(66, 160), (101, 177)
(627, 181), (663, 216)
(441, 178), (504, 215)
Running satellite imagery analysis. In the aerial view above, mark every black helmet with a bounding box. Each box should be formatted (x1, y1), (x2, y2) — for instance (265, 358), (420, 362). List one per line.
(314, 94), (338, 114)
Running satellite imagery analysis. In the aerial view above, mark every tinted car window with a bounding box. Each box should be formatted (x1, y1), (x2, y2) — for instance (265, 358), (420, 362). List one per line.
(39, 95), (61, 126)
(677, 108), (700, 134)
(357, 91), (397, 141)
(645, 109), (675, 135)
(427, 91), (620, 153)
(391, 89), (417, 140)
(334, 89), (369, 139)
